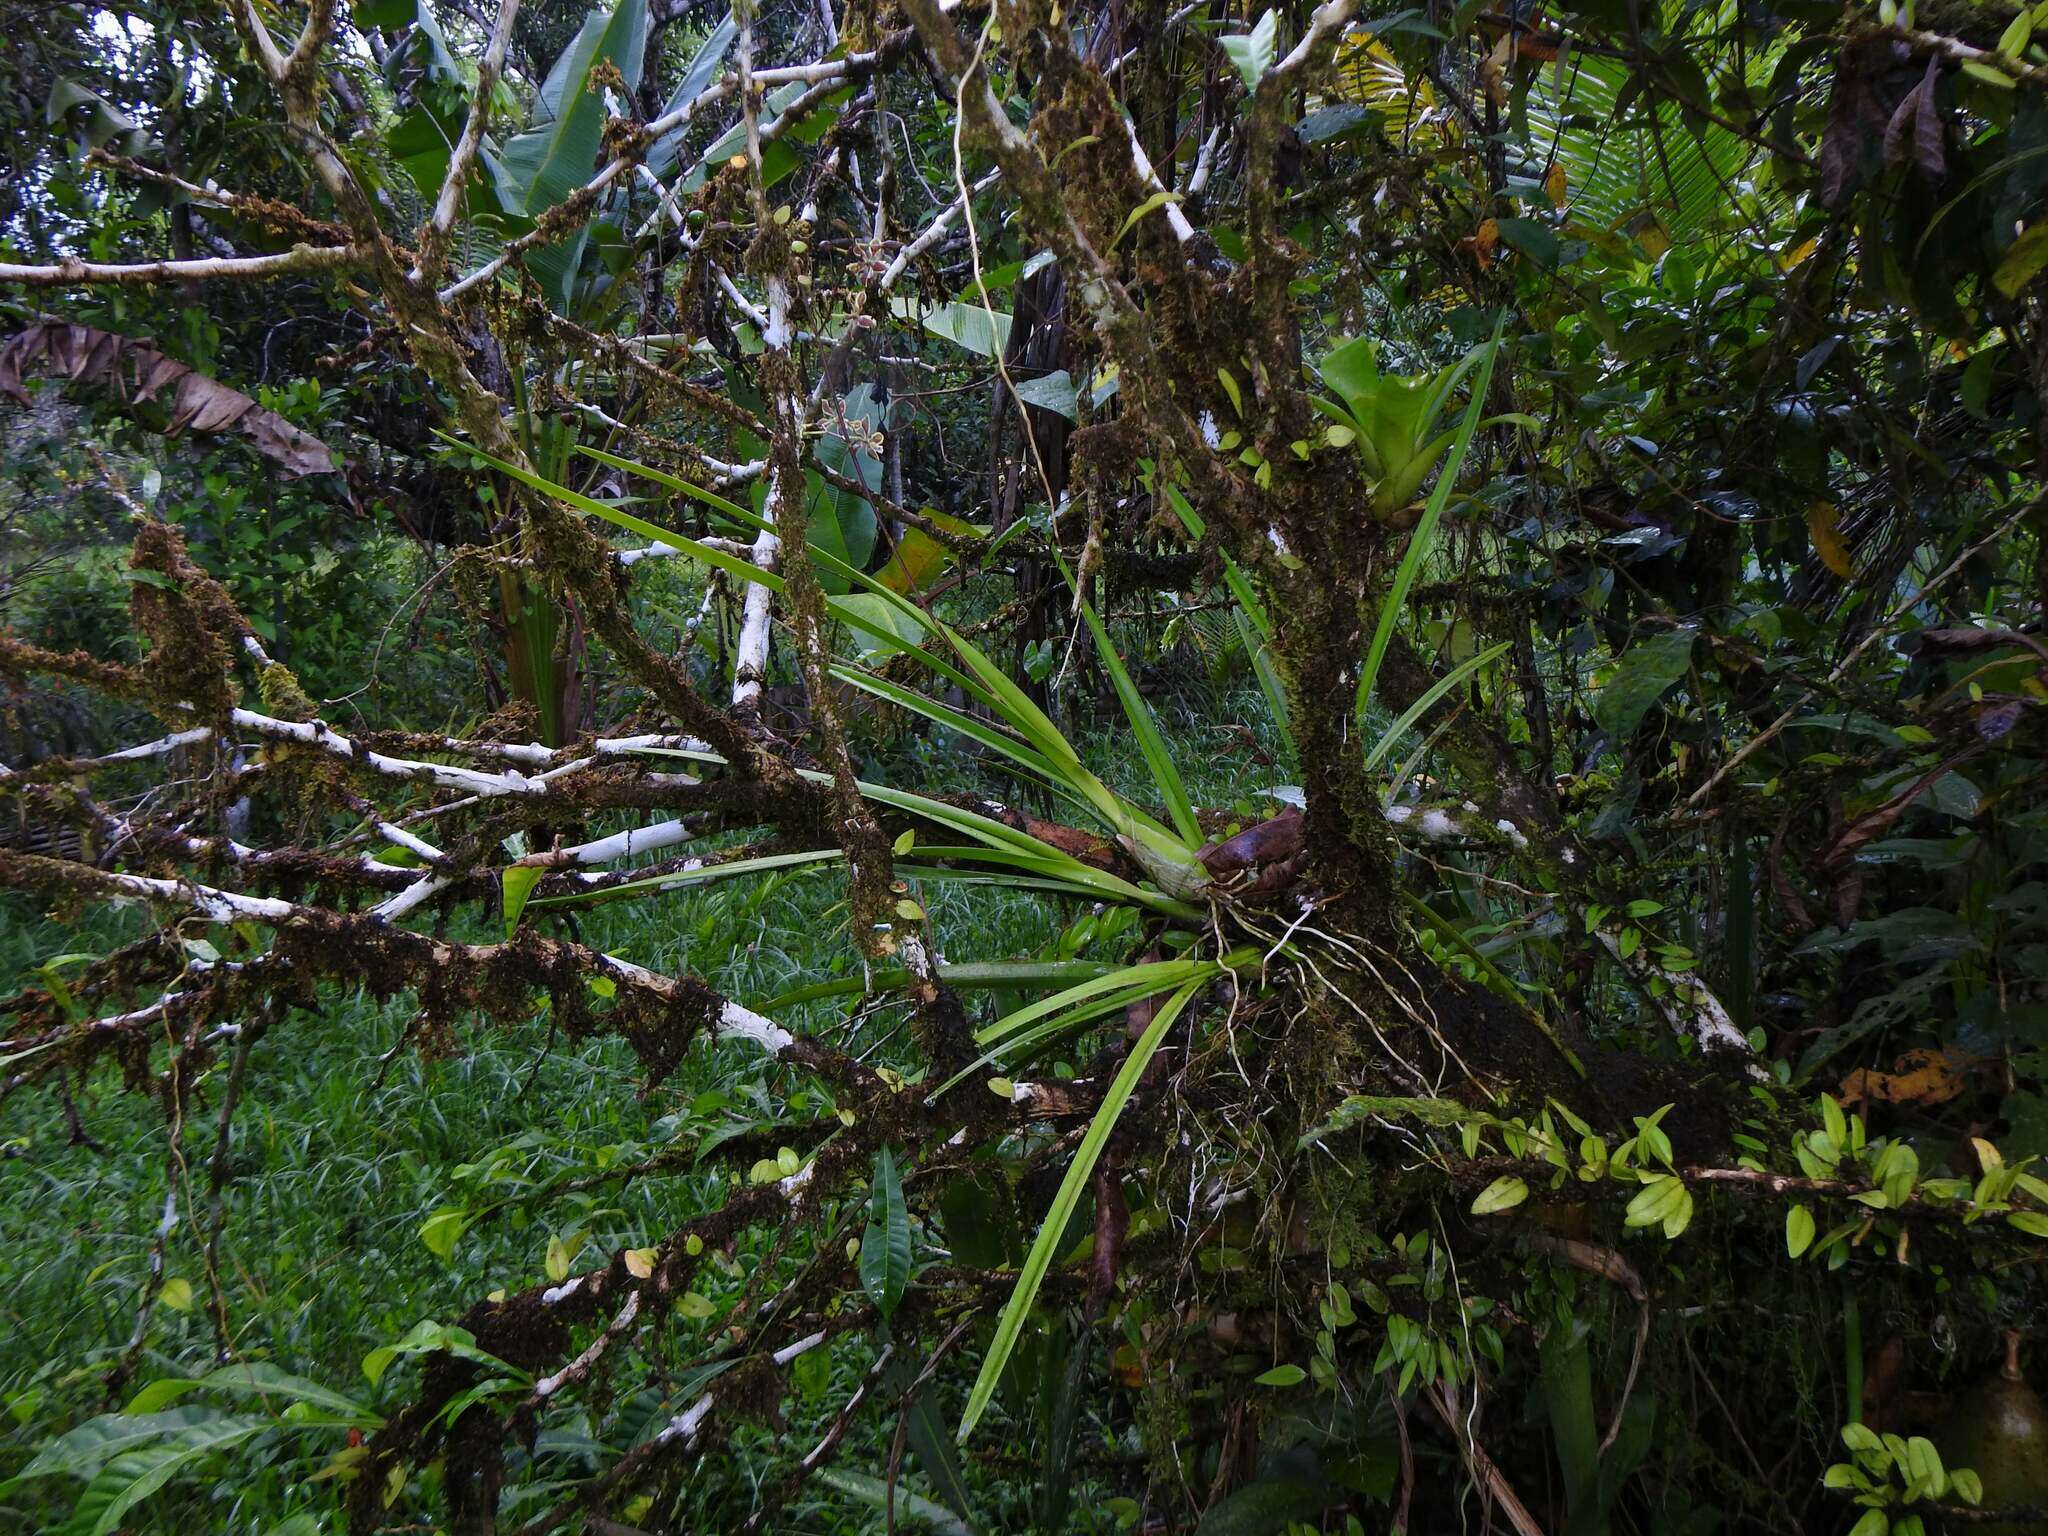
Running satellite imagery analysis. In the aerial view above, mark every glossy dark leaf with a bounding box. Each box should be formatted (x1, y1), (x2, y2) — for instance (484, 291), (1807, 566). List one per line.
(859, 1145), (910, 1319)
(1593, 627), (1696, 743)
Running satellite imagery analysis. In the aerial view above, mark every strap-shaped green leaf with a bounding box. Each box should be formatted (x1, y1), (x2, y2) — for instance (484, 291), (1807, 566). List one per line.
(1354, 316), (1504, 719)
(957, 979), (1203, 1441)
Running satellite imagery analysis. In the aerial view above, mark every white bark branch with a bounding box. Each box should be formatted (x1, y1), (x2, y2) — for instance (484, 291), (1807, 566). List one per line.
(415, 0), (521, 277)
(0, 245), (370, 288)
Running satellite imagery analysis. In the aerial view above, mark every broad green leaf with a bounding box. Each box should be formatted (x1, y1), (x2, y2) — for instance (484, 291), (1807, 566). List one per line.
(1009, 370), (1078, 419)
(69, 1417), (271, 1536)
(1253, 1364), (1306, 1387)
(1539, 1320), (1599, 1514)
(674, 81), (814, 195)
(1624, 1174), (1686, 1229)
(859, 1146), (912, 1318)
(1594, 627), (1696, 743)
(810, 383), (885, 591)
(417, 1207), (467, 1261)
(814, 1468), (975, 1536)
(1494, 216), (1563, 267)
(1995, 222), (2048, 298)
(500, 2), (649, 211)
(1109, 190), (1183, 250)
(887, 1352), (981, 1530)
(1471, 1175), (1529, 1215)
(1221, 10), (1280, 90)
(124, 1363), (375, 1425)
(496, 0), (648, 304)
(1192, 1478), (1334, 1535)
(16, 1409), (222, 1482)
(831, 597), (933, 661)
(898, 300), (1013, 357)
(361, 1319), (529, 1390)
(874, 508), (980, 594)
(501, 864), (543, 938)
(644, 11), (739, 179)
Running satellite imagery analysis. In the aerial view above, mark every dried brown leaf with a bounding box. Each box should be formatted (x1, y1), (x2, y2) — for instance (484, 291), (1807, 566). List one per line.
(0, 322), (339, 478)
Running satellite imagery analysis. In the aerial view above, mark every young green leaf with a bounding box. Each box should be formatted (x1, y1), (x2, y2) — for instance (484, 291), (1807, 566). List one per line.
(1221, 9), (1280, 90)
(501, 864), (543, 939)
(418, 1207), (467, 1261)
(1054, 546), (1202, 847)
(1471, 1175), (1530, 1215)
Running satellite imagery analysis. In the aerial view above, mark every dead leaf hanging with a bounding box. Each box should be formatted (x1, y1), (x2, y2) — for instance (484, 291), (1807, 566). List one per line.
(1881, 56), (1946, 181)
(0, 321), (340, 478)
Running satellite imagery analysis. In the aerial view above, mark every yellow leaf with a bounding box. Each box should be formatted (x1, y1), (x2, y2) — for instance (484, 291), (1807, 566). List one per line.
(158, 1276), (194, 1313)
(1544, 162), (1568, 209)
(1479, 32), (1514, 108)
(1621, 210), (1673, 258)
(1807, 501), (1854, 579)
(875, 508), (977, 595)
(624, 1247), (657, 1280)
(1994, 222), (2048, 299)
(1471, 1175), (1529, 1215)
(308, 1444), (370, 1482)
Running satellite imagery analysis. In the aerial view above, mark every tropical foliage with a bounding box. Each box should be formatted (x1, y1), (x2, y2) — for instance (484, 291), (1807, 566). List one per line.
(4, 0), (2048, 1532)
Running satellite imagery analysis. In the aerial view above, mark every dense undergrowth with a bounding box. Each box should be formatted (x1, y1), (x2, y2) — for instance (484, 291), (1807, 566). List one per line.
(6, 0), (2048, 1532)
(0, 658), (1288, 1533)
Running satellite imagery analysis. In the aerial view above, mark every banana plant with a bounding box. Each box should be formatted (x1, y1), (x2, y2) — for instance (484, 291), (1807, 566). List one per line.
(495, 0), (650, 309)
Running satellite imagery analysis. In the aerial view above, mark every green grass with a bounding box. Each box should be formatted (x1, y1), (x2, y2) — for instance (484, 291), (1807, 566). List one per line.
(0, 675), (1288, 1533)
